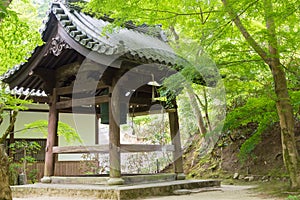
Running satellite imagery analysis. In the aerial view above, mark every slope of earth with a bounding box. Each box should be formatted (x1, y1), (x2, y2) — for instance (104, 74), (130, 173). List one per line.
(183, 121), (300, 180)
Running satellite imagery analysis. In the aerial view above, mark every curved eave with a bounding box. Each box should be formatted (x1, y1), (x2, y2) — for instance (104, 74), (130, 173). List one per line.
(1, 2), (188, 89)
(54, 2), (181, 67)
(1, 13), (59, 88)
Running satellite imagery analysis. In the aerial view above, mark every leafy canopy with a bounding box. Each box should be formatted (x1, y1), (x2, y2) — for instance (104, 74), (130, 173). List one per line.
(82, 0), (300, 160)
(0, 0), (42, 74)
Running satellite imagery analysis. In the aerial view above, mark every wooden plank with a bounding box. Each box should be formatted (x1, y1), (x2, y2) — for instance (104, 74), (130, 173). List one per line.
(56, 61), (81, 84)
(56, 95), (109, 109)
(56, 84), (110, 96)
(129, 97), (152, 105)
(52, 144), (174, 154)
(121, 144), (175, 152)
(52, 145), (109, 154)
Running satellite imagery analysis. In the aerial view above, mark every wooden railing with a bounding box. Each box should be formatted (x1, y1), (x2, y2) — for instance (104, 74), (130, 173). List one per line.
(52, 144), (175, 154)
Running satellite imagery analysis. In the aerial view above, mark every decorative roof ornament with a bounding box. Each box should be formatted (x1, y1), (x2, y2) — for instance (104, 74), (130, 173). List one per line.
(44, 36), (72, 57)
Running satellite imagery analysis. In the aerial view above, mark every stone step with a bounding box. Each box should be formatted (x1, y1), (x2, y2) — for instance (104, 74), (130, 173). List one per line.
(50, 173), (177, 185)
(12, 179), (221, 200)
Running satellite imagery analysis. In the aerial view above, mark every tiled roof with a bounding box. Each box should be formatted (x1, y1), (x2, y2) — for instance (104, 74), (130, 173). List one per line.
(1, 1), (185, 91)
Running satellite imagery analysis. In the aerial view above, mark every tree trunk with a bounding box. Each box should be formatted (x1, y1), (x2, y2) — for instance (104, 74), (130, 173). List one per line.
(195, 88), (212, 132)
(272, 63), (300, 190)
(263, 0), (300, 190)
(0, 111), (18, 144)
(186, 89), (207, 135)
(222, 0), (300, 190)
(0, 144), (12, 200)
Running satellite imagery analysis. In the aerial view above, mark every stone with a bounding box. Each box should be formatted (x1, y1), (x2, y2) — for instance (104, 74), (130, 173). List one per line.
(18, 173), (27, 185)
(173, 189), (192, 195)
(41, 176), (52, 183)
(107, 177), (125, 185)
(233, 173), (239, 179)
(176, 173), (186, 180)
(244, 176), (254, 182)
(238, 175), (245, 180)
(248, 176), (254, 181)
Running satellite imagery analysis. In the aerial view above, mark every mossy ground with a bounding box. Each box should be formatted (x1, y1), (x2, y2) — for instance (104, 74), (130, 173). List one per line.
(178, 122), (300, 200)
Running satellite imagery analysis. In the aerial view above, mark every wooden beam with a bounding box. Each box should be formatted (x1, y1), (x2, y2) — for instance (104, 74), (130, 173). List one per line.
(33, 68), (56, 94)
(121, 144), (174, 152)
(56, 84), (110, 96)
(56, 61), (81, 84)
(52, 145), (109, 154)
(129, 97), (152, 105)
(51, 144), (174, 154)
(56, 95), (109, 109)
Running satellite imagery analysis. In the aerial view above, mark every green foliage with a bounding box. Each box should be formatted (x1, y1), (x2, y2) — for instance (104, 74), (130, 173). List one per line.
(0, 86), (31, 111)
(8, 162), (20, 185)
(28, 169), (38, 183)
(23, 120), (83, 144)
(9, 141), (41, 161)
(177, 91), (198, 138)
(132, 116), (151, 126)
(286, 195), (300, 200)
(0, 0), (42, 74)
(9, 140), (41, 178)
(290, 90), (300, 119)
(224, 97), (278, 163)
(224, 97), (278, 130)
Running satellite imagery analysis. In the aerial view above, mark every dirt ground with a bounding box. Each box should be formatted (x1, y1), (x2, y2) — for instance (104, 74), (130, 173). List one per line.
(13, 185), (283, 200)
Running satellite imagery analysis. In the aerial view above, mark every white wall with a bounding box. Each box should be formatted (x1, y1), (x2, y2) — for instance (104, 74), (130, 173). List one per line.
(0, 106), (96, 161)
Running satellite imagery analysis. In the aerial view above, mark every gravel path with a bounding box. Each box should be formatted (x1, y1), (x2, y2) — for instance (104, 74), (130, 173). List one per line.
(145, 185), (282, 200)
(13, 185), (283, 200)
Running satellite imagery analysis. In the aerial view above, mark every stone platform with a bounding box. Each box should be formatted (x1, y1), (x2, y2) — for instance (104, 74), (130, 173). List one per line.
(12, 179), (221, 200)
(50, 173), (178, 185)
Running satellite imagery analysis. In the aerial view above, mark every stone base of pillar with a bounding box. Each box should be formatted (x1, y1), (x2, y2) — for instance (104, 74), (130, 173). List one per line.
(107, 177), (125, 185)
(41, 176), (52, 183)
(176, 173), (186, 180)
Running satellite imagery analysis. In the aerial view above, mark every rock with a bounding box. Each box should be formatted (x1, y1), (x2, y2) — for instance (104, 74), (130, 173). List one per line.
(41, 176), (52, 183)
(238, 175), (245, 180)
(173, 189), (192, 195)
(233, 173), (239, 179)
(244, 176), (254, 182)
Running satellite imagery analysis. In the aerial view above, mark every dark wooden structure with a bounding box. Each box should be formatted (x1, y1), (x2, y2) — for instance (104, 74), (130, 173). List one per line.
(2, 1), (185, 184)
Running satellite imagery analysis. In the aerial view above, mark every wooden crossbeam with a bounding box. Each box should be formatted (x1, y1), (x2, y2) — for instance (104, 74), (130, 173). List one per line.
(56, 84), (110, 96)
(56, 95), (109, 109)
(52, 144), (175, 154)
(52, 145), (109, 154)
(121, 144), (175, 152)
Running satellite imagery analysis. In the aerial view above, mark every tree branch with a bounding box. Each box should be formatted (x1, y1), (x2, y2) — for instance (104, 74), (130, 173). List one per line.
(264, 0), (280, 64)
(217, 59), (263, 66)
(0, 110), (18, 144)
(140, 7), (222, 16)
(221, 0), (269, 65)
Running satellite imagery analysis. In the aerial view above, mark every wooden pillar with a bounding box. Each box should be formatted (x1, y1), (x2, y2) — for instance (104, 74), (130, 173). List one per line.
(95, 114), (100, 145)
(108, 82), (124, 185)
(169, 101), (185, 180)
(41, 88), (59, 183)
